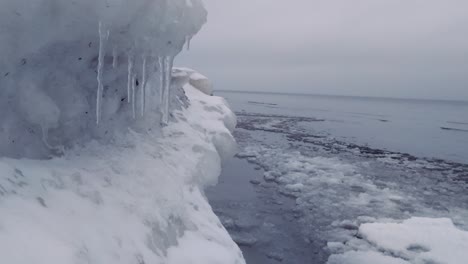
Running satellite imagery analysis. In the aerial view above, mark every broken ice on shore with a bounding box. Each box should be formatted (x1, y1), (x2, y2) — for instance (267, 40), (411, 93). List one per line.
(233, 110), (468, 264)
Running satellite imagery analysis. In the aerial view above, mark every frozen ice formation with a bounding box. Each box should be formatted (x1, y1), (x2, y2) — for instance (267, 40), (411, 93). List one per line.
(0, 0), (207, 159)
(174, 67), (214, 95)
(0, 1), (246, 263)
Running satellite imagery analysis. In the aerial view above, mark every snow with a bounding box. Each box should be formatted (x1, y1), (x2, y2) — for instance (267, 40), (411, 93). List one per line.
(0, 80), (244, 264)
(328, 217), (468, 264)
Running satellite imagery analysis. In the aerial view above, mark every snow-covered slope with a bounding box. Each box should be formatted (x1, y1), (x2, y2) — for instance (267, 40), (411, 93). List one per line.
(0, 80), (244, 264)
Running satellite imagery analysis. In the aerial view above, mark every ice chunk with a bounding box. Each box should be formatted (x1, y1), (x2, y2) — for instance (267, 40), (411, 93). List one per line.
(328, 251), (410, 264)
(189, 72), (213, 96)
(173, 68), (213, 96)
(360, 218), (468, 264)
(328, 217), (468, 264)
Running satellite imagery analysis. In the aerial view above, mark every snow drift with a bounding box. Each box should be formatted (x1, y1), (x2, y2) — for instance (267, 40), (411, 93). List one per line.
(0, 1), (245, 263)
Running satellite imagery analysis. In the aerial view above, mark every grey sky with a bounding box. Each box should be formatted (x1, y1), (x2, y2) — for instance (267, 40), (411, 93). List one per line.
(176, 0), (468, 101)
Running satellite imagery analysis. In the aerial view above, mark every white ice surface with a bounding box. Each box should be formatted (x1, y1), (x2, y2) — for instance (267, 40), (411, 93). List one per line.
(328, 217), (468, 264)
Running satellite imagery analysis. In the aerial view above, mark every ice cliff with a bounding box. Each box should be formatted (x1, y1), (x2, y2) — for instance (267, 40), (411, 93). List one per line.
(0, 1), (245, 263)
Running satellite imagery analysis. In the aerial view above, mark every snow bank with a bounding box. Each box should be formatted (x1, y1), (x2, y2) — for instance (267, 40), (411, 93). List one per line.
(0, 80), (244, 264)
(328, 217), (468, 264)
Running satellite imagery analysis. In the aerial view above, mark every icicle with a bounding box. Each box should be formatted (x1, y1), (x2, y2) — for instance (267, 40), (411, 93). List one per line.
(112, 46), (118, 68)
(96, 22), (109, 125)
(158, 56), (164, 105)
(186, 35), (192, 51)
(161, 55), (174, 125)
(127, 53), (134, 103)
(141, 56), (147, 117)
(132, 73), (136, 119)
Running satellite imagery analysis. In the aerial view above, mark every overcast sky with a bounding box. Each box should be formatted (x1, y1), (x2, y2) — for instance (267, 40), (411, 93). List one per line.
(176, 0), (468, 101)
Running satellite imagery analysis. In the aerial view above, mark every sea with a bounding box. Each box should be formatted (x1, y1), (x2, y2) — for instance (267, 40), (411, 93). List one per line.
(216, 91), (468, 164)
(208, 90), (468, 263)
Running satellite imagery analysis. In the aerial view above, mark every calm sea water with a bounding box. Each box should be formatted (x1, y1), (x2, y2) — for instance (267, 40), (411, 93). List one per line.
(217, 91), (468, 164)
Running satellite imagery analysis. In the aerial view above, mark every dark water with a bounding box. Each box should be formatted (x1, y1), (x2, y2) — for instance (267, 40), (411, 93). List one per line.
(218, 91), (468, 164)
(207, 158), (319, 264)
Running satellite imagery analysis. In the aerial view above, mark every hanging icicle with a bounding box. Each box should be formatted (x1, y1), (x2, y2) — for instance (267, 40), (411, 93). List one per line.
(161, 55), (174, 125)
(112, 46), (118, 68)
(96, 21), (109, 125)
(158, 56), (164, 106)
(127, 53), (134, 103)
(186, 35), (192, 51)
(141, 56), (147, 117)
(132, 73), (136, 119)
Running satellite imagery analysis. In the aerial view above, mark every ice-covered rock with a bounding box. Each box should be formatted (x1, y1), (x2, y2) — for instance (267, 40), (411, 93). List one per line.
(0, 1), (245, 263)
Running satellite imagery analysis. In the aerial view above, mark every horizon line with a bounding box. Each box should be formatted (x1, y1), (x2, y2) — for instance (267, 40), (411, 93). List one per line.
(215, 89), (468, 104)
